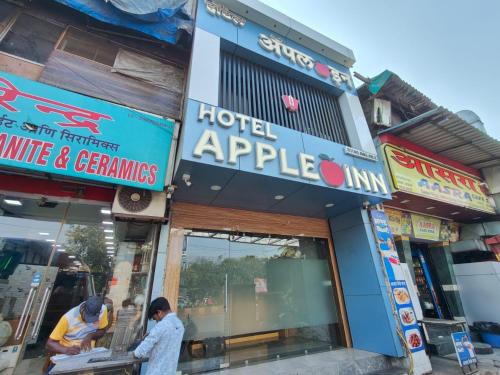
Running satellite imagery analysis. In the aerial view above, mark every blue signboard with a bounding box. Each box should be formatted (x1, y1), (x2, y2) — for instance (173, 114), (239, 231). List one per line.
(181, 99), (390, 200)
(452, 332), (477, 367)
(31, 272), (42, 287)
(0, 72), (174, 191)
(371, 210), (426, 354)
(197, 0), (356, 95)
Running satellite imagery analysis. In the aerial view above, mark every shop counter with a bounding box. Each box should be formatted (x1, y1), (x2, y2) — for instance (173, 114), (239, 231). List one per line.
(49, 349), (142, 375)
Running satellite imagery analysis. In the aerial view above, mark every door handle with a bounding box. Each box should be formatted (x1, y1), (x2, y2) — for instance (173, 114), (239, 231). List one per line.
(15, 287), (37, 340)
(31, 286), (51, 339)
(224, 273), (228, 313)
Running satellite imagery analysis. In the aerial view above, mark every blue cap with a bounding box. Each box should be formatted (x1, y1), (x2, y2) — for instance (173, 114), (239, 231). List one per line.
(83, 296), (103, 323)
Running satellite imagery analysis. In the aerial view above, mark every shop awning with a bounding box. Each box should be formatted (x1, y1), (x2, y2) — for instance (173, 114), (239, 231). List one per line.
(54, 0), (193, 44)
(357, 70), (437, 119)
(379, 107), (500, 170)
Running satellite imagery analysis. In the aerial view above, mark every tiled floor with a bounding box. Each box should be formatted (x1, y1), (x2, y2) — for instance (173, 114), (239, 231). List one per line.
(212, 348), (393, 375)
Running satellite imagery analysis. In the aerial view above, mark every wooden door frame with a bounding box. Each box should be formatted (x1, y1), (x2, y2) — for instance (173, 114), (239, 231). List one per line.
(163, 202), (352, 347)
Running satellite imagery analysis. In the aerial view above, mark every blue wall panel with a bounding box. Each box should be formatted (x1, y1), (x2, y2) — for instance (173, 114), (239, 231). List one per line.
(196, 0), (237, 45)
(330, 208), (404, 357)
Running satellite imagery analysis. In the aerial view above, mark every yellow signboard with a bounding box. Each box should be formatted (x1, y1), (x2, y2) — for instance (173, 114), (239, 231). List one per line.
(411, 213), (441, 241)
(383, 144), (495, 214)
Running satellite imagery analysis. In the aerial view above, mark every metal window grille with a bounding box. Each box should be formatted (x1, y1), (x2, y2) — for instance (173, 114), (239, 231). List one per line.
(219, 51), (350, 145)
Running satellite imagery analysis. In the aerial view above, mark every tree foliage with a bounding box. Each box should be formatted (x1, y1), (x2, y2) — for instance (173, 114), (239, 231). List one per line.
(180, 255), (266, 307)
(64, 225), (111, 292)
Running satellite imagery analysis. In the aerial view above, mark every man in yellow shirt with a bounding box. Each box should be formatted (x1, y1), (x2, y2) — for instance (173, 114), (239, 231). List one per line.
(46, 296), (109, 356)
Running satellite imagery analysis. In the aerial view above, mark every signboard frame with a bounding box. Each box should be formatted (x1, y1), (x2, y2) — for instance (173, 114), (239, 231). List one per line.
(382, 143), (495, 214)
(0, 72), (174, 191)
(451, 331), (479, 374)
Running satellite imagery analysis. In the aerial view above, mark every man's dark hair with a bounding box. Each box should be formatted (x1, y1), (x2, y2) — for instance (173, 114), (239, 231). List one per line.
(148, 297), (170, 319)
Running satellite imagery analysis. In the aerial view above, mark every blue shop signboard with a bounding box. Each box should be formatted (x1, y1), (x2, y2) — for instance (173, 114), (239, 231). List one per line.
(181, 99), (390, 199)
(452, 332), (477, 367)
(0, 72), (174, 191)
(197, 0), (356, 95)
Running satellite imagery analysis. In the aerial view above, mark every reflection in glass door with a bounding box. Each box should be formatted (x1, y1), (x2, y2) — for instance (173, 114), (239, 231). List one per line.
(177, 233), (231, 373)
(0, 191), (158, 375)
(0, 196), (68, 375)
(226, 234), (340, 365)
(177, 230), (342, 373)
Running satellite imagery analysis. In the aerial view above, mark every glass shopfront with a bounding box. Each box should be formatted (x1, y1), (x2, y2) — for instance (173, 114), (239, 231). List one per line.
(176, 230), (342, 373)
(0, 190), (158, 375)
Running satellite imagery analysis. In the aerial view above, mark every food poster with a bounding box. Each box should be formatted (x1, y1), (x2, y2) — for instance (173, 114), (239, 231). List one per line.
(451, 332), (477, 367)
(411, 213), (441, 241)
(385, 208), (413, 237)
(440, 221), (459, 242)
(439, 221), (452, 241)
(450, 223), (460, 242)
(371, 210), (425, 354)
(385, 208), (402, 235)
(401, 212), (413, 236)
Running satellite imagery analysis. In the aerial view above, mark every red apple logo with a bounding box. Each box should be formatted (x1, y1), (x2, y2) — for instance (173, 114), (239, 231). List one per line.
(315, 62), (330, 78)
(319, 154), (345, 187)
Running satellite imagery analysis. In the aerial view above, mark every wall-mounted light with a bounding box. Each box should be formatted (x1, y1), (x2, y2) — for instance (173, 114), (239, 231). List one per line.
(3, 199), (22, 206)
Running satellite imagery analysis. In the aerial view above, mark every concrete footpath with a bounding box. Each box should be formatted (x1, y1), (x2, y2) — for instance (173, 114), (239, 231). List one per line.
(430, 349), (500, 375)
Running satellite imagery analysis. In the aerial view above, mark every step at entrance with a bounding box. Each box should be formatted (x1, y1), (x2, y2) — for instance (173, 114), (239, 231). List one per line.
(215, 348), (401, 375)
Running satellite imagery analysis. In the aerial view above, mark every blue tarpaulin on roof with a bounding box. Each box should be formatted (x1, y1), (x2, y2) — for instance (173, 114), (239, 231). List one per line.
(55, 0), (192, 44)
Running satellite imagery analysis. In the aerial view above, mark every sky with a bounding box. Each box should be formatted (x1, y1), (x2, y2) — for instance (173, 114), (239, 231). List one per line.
(263, 0), (499, 139)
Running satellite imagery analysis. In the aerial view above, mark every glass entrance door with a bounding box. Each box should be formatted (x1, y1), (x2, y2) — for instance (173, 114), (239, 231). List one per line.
(176, 230), (343, 373)
(177, 232), (230, 373)
(226, 234), (340, 365)
(0, 196), (69, 375)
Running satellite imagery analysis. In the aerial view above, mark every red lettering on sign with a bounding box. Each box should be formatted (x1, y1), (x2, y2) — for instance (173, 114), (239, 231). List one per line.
(75, 150), (89, 172)
(26, 140), (43, 163)
(148, 165), (158, 185)
(107, 157), (119, 178)
(96, 154), (110, 175)
(0, 76), (112, 134)
(138, 162), (148, 183)
(389, 147), (481, 194)
(119, 159), (134, 181)
(36, 142), (53, 166)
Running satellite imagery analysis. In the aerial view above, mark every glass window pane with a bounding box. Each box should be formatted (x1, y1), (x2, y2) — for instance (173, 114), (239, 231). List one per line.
(20, 200), (156, 368)
(0, 13), (63, 64)
(0, 2), (17, 30)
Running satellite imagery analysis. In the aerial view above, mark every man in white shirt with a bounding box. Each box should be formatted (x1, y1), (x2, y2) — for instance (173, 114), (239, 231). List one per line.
(133, 297), (184, 375)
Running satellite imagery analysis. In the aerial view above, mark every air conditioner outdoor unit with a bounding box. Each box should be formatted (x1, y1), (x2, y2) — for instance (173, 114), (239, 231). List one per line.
(371, 98), (391, 127)
(112, 186), (166, 220)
